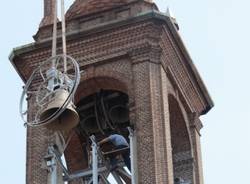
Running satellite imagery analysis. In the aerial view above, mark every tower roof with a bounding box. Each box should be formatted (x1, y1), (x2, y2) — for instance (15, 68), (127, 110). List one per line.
(66, 0), (132, 20)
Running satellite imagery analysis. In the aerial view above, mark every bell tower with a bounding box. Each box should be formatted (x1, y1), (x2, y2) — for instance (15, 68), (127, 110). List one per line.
(10, 0), (213, 184)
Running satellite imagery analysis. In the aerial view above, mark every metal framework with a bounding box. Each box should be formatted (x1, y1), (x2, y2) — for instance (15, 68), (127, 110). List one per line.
(44, 128), (136, 184)
(19, 0), (80, 127)
(30, 1), (136, 183)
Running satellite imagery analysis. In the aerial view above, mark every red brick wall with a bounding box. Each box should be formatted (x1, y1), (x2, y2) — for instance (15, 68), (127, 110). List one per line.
(12, 2), (209, 183)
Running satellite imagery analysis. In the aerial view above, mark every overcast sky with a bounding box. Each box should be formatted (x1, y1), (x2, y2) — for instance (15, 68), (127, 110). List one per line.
(0, 0), (249, 184)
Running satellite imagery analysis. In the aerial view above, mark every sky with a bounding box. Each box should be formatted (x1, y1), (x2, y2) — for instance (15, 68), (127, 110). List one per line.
(0, 0), (249, 183)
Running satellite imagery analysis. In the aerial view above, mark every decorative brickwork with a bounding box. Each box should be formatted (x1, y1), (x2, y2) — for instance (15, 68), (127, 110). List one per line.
(10, 0), (213, 183)
(39, 0), (56, 27)
(66, 0), (129, 20)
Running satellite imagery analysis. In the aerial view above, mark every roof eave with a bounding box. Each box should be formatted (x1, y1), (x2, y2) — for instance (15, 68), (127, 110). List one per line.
(152, 11), (214, 113)
(9, 10), (214, 113)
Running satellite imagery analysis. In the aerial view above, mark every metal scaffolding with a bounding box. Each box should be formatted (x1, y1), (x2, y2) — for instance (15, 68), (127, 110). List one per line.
(44, 128), (136, 184)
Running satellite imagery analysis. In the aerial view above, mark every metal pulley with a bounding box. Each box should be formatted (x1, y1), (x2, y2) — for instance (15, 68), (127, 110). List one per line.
(20, 0), (81, 132)
(20, 55), (80, 131)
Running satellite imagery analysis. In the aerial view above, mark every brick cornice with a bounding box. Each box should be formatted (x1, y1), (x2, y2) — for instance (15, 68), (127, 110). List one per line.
(10, 11), (168, 58)
(157, 16), (213, 115)
(10, 10), (213, 115)
(161, 16), (214, 114)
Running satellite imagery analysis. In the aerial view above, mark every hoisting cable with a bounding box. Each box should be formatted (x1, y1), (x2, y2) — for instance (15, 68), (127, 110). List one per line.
(49, 0), (72, 150)
(52, 0), (58, 64)
(51, 0), (67, 72)
(60, 0), (67, 73)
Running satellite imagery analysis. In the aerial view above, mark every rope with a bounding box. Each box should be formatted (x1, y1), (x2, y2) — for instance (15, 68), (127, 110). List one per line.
(51, 0), (67, 73)
(52, 0), (57, 59)
(60, 0), (67, 73)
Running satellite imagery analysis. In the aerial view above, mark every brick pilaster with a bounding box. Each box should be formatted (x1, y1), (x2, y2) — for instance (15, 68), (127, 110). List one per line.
(189, 113), (204, 184)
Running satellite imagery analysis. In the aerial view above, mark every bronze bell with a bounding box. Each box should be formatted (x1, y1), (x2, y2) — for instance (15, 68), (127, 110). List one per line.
(109, 105), (129, 124)
(40, 89), (79, 131)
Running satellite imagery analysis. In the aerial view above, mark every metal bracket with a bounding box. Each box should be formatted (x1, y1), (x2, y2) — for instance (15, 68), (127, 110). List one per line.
(44, 133), (135, 183)
(90, 135), (98, 184)
(128, 126), (136, 184)
(44, 145), (71, 184)
(44, 146), (57, 184)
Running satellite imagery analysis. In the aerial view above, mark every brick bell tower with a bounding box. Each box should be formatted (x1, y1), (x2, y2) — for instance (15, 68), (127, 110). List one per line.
(10, 0), (213, 184)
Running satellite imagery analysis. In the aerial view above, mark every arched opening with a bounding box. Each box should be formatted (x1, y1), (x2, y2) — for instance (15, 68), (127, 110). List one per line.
(77, 89), (129, 136)
(63, 77), (132, 183)
(169, 95), (193, 184)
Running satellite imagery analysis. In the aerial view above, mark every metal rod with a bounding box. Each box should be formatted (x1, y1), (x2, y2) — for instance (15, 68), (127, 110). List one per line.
(111, 171), (124, 184)
(64, 167), (107, 181)
(91, 136), (98, 184)
(47, 146), (58, 184)
(116, 167), (131, 179)
(51, 157), (57, 184)
(60, 0), (67, 73)
(52, 0), (57, 60)
(100, 174), (111, 184)
(128, 127), (136, 184)
(51, 144), (70, 179)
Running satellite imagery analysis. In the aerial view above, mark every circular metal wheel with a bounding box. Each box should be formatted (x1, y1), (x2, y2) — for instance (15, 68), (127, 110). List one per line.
(20, 54), (80, 127)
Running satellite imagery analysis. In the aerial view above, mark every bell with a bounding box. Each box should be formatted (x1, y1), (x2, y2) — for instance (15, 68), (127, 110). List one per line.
(109, 105), (129, 124)
(40, 89), (79, 131)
